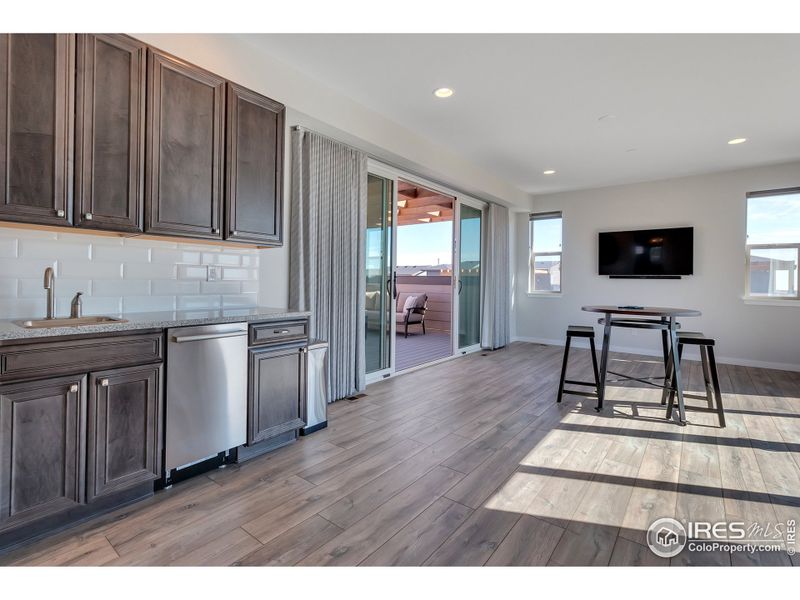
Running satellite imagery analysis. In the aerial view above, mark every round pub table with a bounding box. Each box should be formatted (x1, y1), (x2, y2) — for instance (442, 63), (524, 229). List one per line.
(581, 305), (701, 424)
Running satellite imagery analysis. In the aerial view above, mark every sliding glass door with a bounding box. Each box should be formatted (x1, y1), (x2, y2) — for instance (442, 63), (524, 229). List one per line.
(456, 201), (484, 350)
(365, 173), (394, 377)
(364, 160), (486, 382)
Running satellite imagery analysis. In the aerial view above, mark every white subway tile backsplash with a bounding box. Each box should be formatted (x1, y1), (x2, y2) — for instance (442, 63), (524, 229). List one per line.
(240, 254), (259, 267)
(0, 298), (46, 319)
(221, 267), (257, 281)
(93, 243), (150, 263)
(200, 281), (241, 295)
(124, 262), (176, 280)
(0, 238), (18, 258)
(60, 260), (122, 279)
(222, 294), (258, 308)
(18, 277), (91, 299)
(177, 265), (208, 280)
(93, 279), (150, 297)
(202, 252), (240, 266)
(151, 248), (201, 265)
(123, 296), (176, 313)
(152, 280), (200, 296)
(0, 279), (17, 298)
(20, 239), (91, 260)
(0, 226), (263, 316)
(177, 295), (222, 310)
(2, 258), (57, 278)
(240, 280), (259, 294)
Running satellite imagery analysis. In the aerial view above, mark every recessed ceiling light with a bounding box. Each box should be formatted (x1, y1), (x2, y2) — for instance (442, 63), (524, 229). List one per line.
(397, 199), (407, 208)
(427, 211), (441, 217)
(418, 217), (431, 223)
(543, 170), (556, 175)
(728, 138), (747, 145)
(433, 87), (454, 98)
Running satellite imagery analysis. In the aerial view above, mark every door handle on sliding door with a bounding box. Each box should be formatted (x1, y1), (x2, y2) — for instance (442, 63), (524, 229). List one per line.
(458, 280), (463, 295)
(392, 273), (398, 300)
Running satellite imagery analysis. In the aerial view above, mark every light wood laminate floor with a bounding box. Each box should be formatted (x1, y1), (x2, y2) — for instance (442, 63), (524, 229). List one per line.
(2, 342), (799, 566)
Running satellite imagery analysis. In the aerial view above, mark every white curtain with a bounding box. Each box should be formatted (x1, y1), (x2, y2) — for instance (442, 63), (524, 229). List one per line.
(289, 128), (367, 401)
(480, 203), (511, 349)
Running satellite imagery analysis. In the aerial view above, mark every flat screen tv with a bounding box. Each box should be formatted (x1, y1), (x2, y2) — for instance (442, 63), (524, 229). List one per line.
(598, 227), (693, 277)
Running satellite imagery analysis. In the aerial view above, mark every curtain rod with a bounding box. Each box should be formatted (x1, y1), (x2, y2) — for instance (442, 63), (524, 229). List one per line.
(291, 124), (497, 206)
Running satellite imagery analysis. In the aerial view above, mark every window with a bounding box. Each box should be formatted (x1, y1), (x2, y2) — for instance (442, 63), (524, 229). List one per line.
(529, 211), (562, 293)
(746, 188), (800, 300)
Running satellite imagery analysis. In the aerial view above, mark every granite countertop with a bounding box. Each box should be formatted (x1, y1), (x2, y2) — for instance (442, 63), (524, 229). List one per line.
(0, 306), (311, 342)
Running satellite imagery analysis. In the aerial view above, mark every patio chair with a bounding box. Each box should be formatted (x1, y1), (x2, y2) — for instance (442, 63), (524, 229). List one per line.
(396, 292), (428, 338)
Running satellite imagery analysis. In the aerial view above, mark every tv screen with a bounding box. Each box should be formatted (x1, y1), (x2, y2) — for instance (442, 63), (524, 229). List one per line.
(598, 227), (693, 276)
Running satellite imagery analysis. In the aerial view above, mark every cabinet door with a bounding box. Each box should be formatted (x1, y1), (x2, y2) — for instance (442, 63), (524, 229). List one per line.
(145, 49), (225, 240)
(0, 34), (74, 226)
(248, 347), (306, 445)
(225, 83), (285, 245)
(0, 375), (86, 531)
(75, 34), (146, 232)
(87, 364), (162, 502)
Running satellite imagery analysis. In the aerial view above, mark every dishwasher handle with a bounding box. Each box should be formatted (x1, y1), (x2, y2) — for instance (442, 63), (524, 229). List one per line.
(171, 330), (247, 343)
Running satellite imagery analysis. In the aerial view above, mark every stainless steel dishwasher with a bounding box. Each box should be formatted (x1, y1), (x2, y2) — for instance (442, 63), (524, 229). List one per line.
(166, 322), (248, 474)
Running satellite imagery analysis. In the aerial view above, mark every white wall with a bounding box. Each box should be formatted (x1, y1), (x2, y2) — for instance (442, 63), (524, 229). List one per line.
(0, 226), (259, 319)
(513, 161), (800, 371)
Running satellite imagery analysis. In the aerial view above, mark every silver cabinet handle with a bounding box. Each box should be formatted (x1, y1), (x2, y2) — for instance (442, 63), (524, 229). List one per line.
(99, 378), (109, 387)
(172, 331), (247, 343)
(56, 209), (65, 217)
(232, 230), (238, 236)
(299, 347), (307, 354)
(85, 212), (93, 220)
(212, 228), (219, 234)
(69, 383), (79, 393)
(274, 329), (290, 334)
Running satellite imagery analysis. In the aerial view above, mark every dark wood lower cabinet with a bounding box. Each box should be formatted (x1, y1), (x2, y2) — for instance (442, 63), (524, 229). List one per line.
(0, 375), (86, 532)
(248, 346), (306, 445)
(87, 364), (162, 502)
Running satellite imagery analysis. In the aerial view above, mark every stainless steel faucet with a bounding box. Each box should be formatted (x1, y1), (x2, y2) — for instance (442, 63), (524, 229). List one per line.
(43, 267), (55, 319)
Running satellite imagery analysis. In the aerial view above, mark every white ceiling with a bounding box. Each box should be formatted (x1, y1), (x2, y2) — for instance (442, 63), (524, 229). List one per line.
(246, 34), (800, 196)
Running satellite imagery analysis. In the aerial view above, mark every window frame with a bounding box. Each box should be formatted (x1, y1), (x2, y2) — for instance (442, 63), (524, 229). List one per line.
(745, 187), (800, 302)
(528, 211), (563, 295)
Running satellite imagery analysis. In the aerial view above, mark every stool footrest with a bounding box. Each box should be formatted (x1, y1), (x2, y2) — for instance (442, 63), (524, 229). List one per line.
(561, 389), (598, 399)
(564, 379), (597, 387)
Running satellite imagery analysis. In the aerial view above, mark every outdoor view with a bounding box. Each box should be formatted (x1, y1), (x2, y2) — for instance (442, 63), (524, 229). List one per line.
(530, 214), (563, 292)
(747, 192), (800, 297)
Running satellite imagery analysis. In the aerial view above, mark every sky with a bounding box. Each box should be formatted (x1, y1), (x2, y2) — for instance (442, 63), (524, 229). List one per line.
(747, 194), (800, 244)
(397, 221), (453, 266)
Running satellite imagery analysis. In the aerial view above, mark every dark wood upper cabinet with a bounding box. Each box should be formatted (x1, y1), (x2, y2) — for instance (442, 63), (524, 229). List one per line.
(225, 83), (285, 245)
(74, 34), (146, 232)
(248, 346), (306, 445)
(0, 375), (86, 532)
(0, 34), (74, 227)
(145, 49), (225, 240)
(86, 364), (162, 502)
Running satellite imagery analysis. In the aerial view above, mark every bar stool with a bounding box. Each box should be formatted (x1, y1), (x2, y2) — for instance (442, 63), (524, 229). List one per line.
(662, 331), (726, 427)
(556, 326), (601, 410)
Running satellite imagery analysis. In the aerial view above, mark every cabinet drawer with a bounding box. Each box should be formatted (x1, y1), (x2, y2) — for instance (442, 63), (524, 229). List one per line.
(0, 333), (163, 382)
(249, 320), (307, 347)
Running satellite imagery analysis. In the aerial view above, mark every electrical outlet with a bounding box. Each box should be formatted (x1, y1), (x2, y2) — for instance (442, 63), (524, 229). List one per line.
(206, 265), (221, 281)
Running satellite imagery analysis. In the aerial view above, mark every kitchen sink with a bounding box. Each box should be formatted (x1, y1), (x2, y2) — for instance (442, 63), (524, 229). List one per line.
(16, 316), (128, 329)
